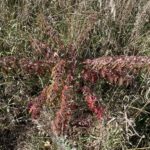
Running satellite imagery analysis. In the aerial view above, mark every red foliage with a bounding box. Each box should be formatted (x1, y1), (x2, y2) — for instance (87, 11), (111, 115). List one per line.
(28, 102), (41, 119)
(0, 56), (53, 75)
(51, 74), (77, 135)
(30, 38), (52, 59)
(84, 56), (150, 85)
(51, 85), (73, 135)
(81, 69), (99, 83)
(82, 86), (104, 120)
(28, 86), (48, 119)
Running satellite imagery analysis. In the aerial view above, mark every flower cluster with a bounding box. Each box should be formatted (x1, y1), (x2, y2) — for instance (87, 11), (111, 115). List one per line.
(0, 56), (53, 75)
(51, 74), (76, 135)
(1, 19), (150, 139)
(82, 86), (104, 120)
(84, 56), (150, 85)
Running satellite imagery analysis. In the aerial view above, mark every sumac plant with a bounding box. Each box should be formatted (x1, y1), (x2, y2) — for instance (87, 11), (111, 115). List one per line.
(0, 17), (150, 137)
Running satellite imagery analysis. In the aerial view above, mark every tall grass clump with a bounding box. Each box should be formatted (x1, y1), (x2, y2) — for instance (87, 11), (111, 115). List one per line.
(0, 0), (150, 149)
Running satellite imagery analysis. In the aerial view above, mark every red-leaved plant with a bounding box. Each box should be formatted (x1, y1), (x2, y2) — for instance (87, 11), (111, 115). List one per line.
(1, 17), (150, 137)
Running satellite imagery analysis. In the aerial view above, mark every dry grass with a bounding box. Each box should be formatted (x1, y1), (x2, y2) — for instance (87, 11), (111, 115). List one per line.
(0, 0), (150, 150)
